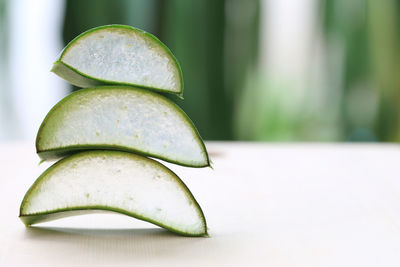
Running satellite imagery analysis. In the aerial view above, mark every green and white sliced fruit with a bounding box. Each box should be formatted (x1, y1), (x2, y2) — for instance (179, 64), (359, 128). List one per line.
(52, 24), (183, 96)
(36, 86), (209, 167)
(20, 150), (207, 236)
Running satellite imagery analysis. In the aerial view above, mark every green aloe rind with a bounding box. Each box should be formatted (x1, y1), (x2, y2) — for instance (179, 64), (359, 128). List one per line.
(20, 150), (208, 237)
(52, 24), (184, 97)
(36, 86), (210, 167)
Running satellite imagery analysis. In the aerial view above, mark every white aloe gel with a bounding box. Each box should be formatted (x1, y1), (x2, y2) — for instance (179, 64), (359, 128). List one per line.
(36, 86), (209, 167)
(52, 25), (182, 95)
(20, 151), (207, 236)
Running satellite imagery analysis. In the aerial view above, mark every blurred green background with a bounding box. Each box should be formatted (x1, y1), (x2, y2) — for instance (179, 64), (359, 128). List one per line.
(1, 0), (400, 142)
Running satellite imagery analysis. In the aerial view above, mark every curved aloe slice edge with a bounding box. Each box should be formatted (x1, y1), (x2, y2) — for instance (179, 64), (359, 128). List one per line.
(36, 86), (210, 168)
(52, 24), (184, 97)
(20, 151), (208, 237)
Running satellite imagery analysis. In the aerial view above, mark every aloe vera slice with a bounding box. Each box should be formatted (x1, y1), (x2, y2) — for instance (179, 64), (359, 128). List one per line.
(20, 151), (207, 236)
(52, 25), (183, 96)
(36, 86), (209, 167)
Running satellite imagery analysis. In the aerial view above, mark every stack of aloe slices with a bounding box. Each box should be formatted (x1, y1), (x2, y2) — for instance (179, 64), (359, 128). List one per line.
(19, 25), (209, 237)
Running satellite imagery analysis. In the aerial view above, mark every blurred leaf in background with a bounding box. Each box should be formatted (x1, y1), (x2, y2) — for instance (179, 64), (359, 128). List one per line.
(323, 0), (377, 142)
(235, 0), (342, 141)
(367, 0), (400, 141)
(323, 0), (400, 142)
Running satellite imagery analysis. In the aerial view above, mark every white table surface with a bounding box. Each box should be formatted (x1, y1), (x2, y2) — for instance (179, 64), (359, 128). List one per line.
(1, 141), (400, 266)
